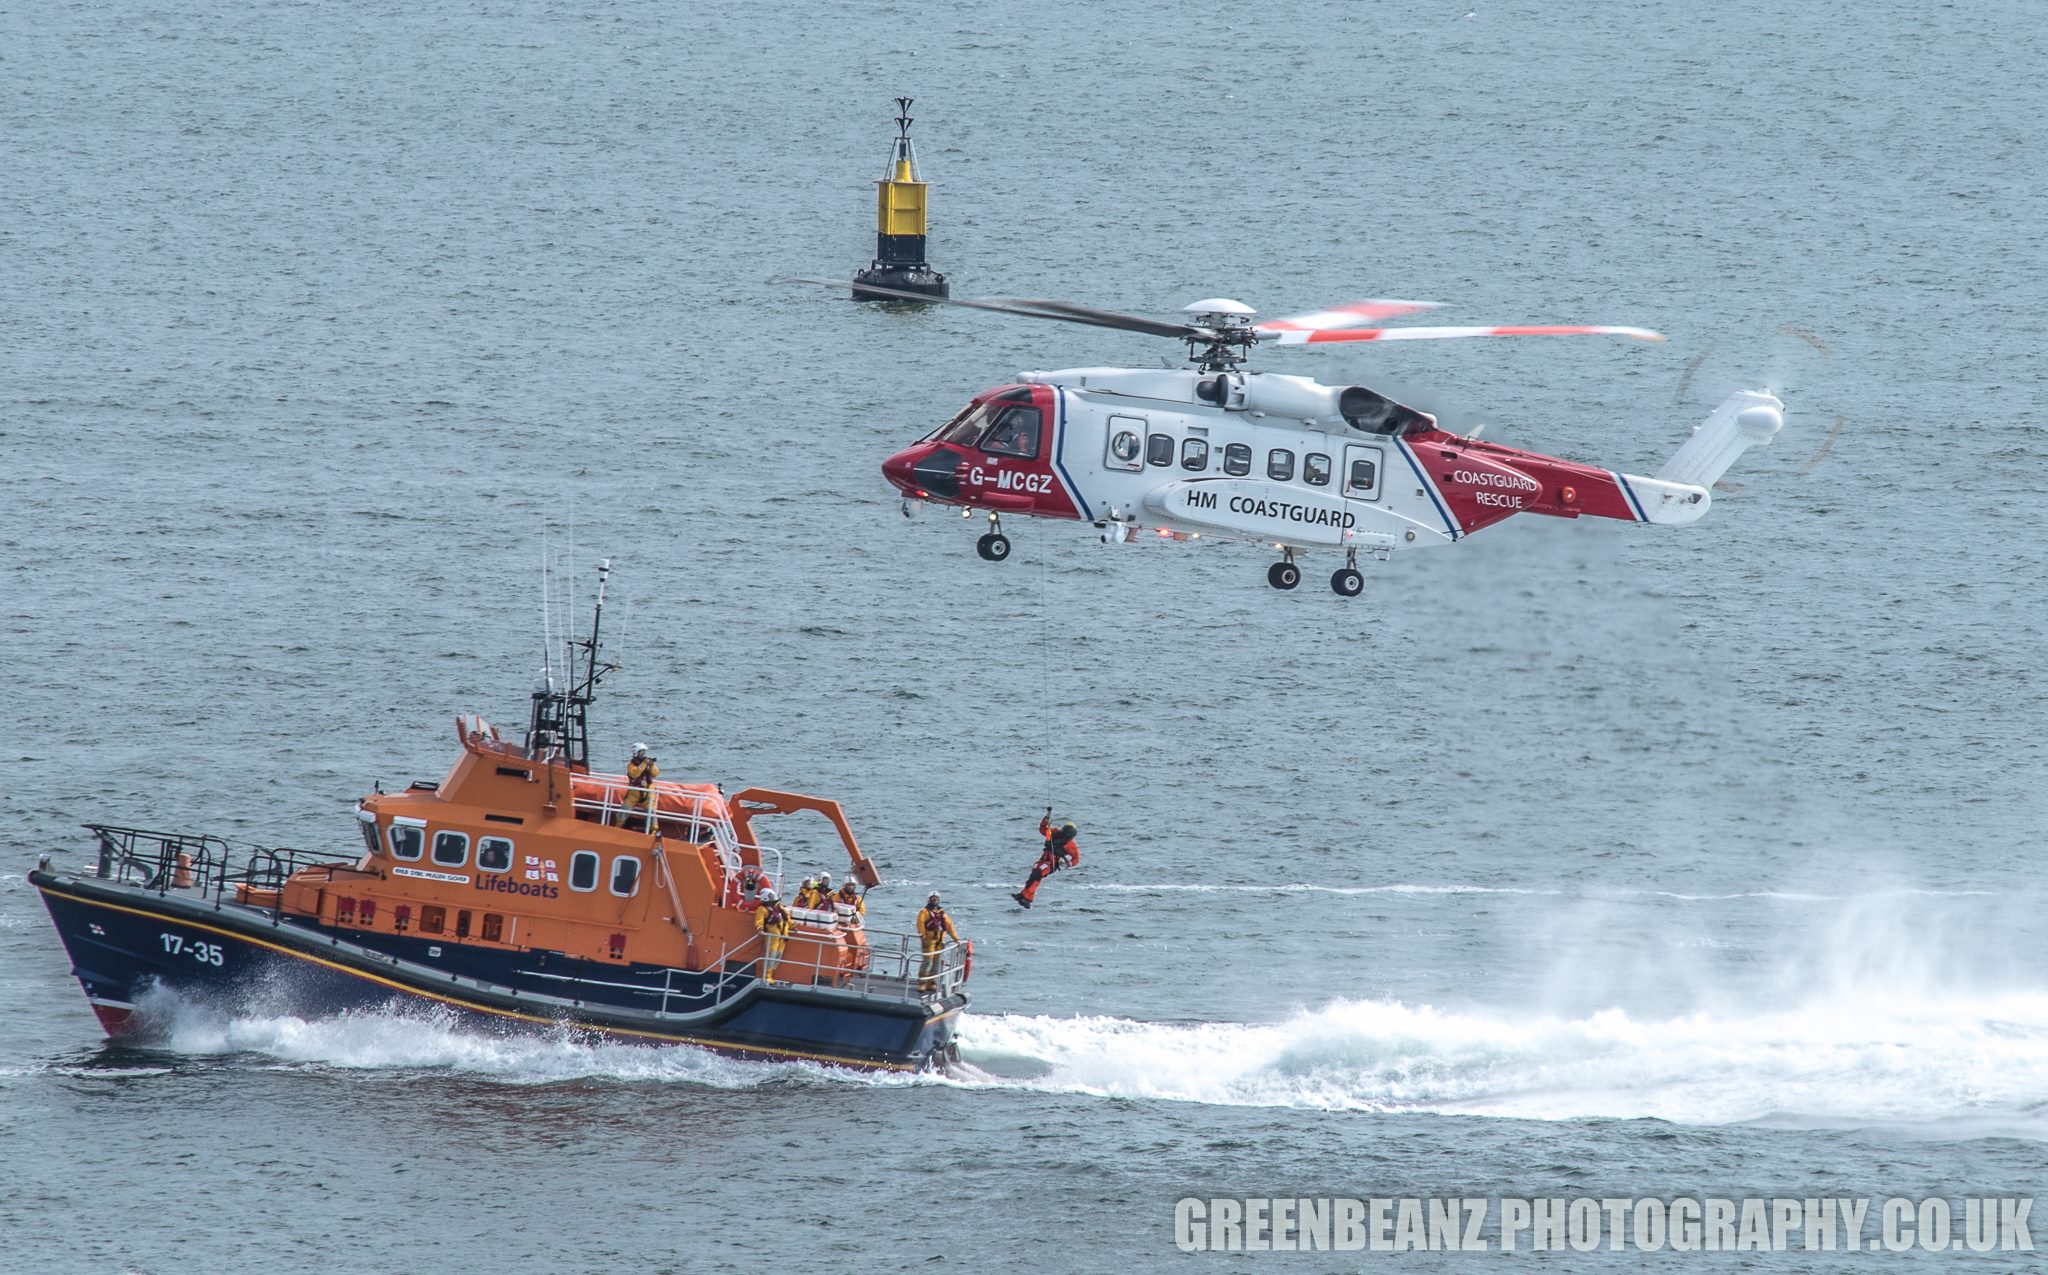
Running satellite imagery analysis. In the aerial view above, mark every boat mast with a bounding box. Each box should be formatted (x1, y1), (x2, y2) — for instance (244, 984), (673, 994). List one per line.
(525, 558), (616, 769)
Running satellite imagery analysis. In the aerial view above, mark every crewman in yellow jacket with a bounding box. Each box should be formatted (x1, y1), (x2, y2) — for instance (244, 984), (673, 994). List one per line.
(620, 742), (658, 832)
(916, 892), (960, 993)
(755, 887), (792, 984)
(834, 880), (865, 926)
(794, 876), (827, 910)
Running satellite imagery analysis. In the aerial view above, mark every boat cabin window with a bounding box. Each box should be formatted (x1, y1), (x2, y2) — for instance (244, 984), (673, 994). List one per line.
(1304, 453), (1331, 486)
(1180, 438), (1209, 471)
(569, 850), (599, 892)
(611, 856), (640, 897)
(420, 905), (445, 936)
(387, 822), (424, 861)
(1146, 433), (1174, 466)
(481, 913), (504, 943)
(979, 406), (1042, 458)
(357, 815), (379, 858)
(431, 831), (468, 868)
(1223, 443), (1252, 476)
(1267, 449), (1295, 481)
(477, 836), (513, 873)
(455, 910), (472, 939)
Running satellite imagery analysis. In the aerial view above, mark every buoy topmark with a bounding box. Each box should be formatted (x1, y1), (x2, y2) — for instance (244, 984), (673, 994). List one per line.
(853, 97), (949, 301)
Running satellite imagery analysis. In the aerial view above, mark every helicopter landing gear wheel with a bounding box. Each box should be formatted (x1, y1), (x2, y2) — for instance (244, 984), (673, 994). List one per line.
(974, 511), (1012, 563)
(1267, 560), (1301, 590)
(1331, 567), (1363, 597)
(975, 533), (1012, 562)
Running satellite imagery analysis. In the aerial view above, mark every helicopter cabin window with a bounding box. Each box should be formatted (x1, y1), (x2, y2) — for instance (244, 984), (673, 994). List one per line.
(934, 402), (995, 446)
(1223, 443), (1252, 477)
(431, 831), (468, 868)
(569, 850), (600, 892)
(1348, 457), (1378, 492)
(387, 820), (424, 861)
(1267, 449), (1295, 481)
(611, 856), (640, 897)
(1180, 438), (1210, 471)
(1146, 433), (1174, 467)
(1105, 419), (1144, 473)
(1304, 453), (1332, 486)
(979, 406), (1042, 459)
(477, 836), (513, 873)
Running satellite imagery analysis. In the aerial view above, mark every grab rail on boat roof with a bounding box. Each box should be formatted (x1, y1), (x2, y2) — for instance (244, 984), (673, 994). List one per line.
(83, 823), (357, 914)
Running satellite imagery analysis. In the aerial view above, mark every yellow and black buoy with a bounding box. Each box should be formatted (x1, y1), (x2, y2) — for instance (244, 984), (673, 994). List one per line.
(852, 97), (949, 301)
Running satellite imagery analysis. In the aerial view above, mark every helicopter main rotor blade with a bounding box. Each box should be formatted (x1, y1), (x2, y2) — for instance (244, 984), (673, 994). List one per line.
(1254, 298), (1441, 333)
(1262, 323), (1666, 345)
(983, 297), (1200, 340)
(783, 278), (1196, 340)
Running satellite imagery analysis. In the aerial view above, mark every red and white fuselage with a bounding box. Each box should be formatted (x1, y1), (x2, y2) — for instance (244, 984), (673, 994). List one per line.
(882, 368), (1783, 559)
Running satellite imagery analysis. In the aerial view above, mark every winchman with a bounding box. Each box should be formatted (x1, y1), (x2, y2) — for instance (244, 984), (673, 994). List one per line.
(916, 891), (960, 993)
(1012, 809), (1080, 909)
(754, 886), (792, 984)
(620, 742), (658, 832)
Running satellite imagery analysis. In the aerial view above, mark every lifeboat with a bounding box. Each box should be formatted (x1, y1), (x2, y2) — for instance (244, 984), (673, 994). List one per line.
(28, 562), (969, 1072)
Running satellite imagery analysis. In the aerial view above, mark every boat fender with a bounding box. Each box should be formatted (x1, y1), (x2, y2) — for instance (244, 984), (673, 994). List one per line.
(173, 852), (194, 889)
(962, 939), (972, 981)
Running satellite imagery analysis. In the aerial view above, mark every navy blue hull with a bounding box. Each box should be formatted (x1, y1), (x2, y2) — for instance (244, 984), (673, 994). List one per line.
(33, 872), (962, 1071)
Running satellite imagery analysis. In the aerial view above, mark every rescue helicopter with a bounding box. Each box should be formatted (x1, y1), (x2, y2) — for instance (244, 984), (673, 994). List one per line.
(804, 279), (1785, 595)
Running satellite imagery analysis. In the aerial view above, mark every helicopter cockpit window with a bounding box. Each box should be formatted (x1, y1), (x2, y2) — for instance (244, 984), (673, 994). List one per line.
(1222, 443), (1252, 476)
(1304, 453), (1331, 486)
(979, 406), (1042, 458)
(1181, 438), (1209, 471)
(935, 403), (996, 446)
(1146, 434), (1174, 467)
(1267, 449), (1295, 481)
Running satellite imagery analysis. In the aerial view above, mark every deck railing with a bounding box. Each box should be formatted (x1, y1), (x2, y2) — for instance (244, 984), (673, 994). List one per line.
(86, 824), (353, 910)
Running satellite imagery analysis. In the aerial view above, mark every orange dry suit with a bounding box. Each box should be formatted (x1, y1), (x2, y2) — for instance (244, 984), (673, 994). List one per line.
(1017, 816), (1081, 904)
(755, 899), (792, 983)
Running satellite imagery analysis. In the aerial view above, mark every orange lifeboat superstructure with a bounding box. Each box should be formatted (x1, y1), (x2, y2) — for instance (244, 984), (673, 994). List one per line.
(30, 563), (969, 1071)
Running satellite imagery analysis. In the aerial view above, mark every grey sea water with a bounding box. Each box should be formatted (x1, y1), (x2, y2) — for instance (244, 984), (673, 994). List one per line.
(3, 0), (2045, 1270)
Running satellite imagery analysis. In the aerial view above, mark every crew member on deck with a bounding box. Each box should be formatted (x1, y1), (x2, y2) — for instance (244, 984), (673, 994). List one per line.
(835, 880), (865, 927)
(621, 742), (658, 832)
(794, 876), (827, 910)
(917, 891), (960, 993)
(1013, 809), (1080, 909)
(755, 887), (792, 984)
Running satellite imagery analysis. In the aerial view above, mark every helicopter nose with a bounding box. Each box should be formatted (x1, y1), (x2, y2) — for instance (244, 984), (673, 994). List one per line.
(881, 448), (917, 492)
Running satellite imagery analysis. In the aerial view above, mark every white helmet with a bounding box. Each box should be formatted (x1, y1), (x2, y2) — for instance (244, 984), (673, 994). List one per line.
(927, 891), (942, 904)
(818, 872), (834, 889)
(632, 742), (649, 756)
(759, 887), (778, 903)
